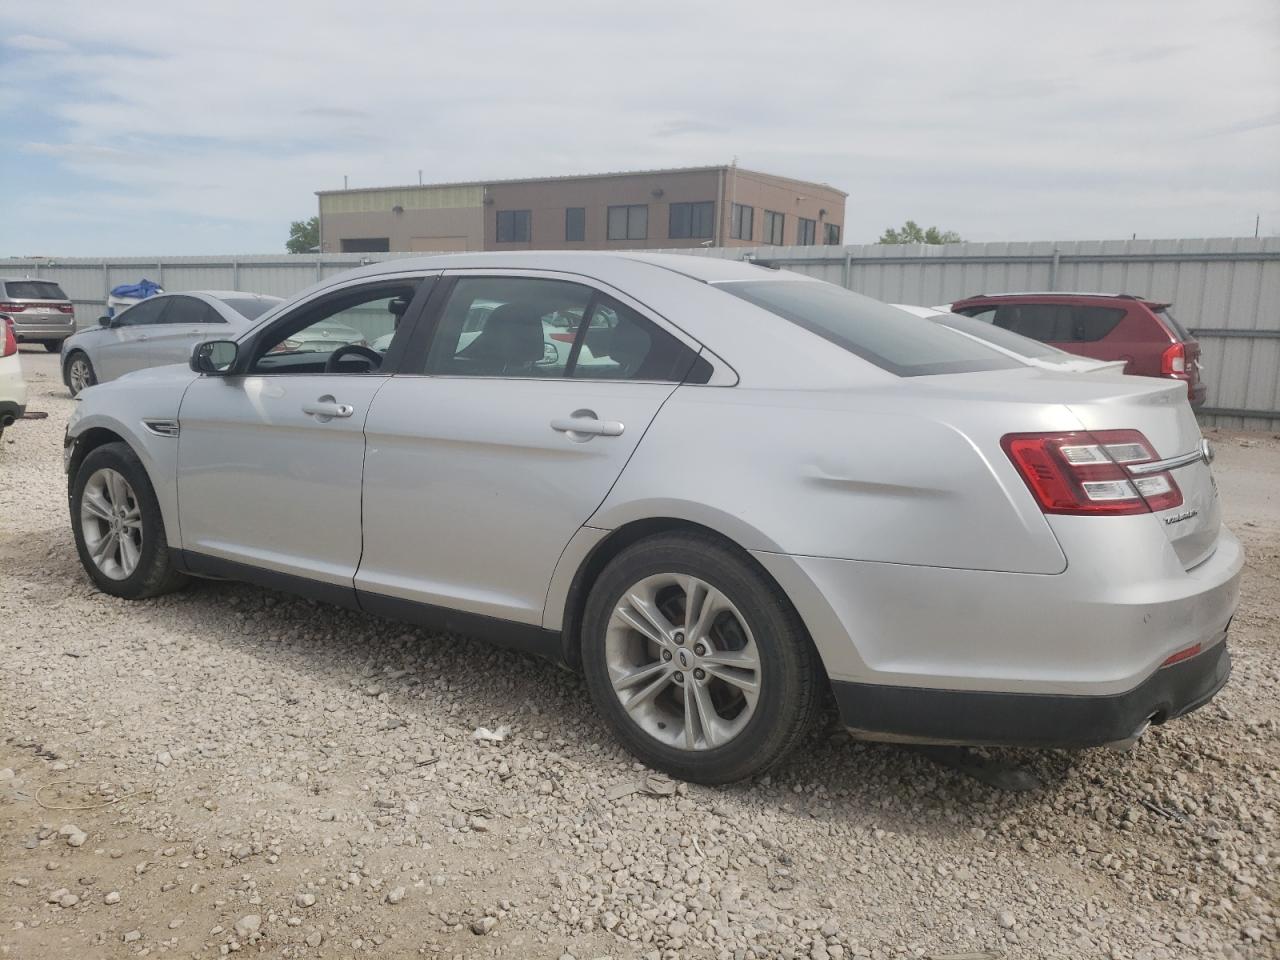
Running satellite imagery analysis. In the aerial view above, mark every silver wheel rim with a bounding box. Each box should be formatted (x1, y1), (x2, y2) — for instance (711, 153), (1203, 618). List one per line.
(80, 468), (143, 580)
(69, 358), (90, 393)
(605, 573), (761, 751)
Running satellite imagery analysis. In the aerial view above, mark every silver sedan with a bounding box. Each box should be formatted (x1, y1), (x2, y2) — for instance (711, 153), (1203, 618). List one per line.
(60, 291), (283, 396)
(62, 253), (1241, 783)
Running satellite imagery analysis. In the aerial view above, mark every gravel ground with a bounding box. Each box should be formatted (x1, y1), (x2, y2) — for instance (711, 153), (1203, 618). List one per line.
(2, 347), (1277, 960)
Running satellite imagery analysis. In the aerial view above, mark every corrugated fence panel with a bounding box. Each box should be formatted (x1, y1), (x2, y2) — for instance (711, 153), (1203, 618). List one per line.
(8, 239), (1279, 426)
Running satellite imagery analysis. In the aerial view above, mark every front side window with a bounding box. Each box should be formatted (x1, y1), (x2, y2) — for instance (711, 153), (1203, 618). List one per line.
(607, 204), (648, 241)
(669, 201), (714, 239)
(496, 210), (531, 243)
(719, 280), (1021, 377)
(797, 218), (817, 245)
(115, 297), (170, 326)
(565, 207), (585, 242)
(763, 210), (785, 245)
(252, 281), (421, 374)
(731, 203), (754, 241)
(824, 222), (841, 245)
(160, 296), (223, 325)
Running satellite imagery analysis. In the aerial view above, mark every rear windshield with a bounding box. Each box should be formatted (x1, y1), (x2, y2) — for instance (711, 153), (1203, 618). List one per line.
(932, 312), (1065, 358)
(217, 297), (279, 320)
(718, 280), (1021, 376)
(4, 281), (68, 300)
(1154, 306), (1193, 341)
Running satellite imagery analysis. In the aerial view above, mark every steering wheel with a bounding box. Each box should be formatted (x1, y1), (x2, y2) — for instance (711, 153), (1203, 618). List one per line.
(325, 343), (382, 373)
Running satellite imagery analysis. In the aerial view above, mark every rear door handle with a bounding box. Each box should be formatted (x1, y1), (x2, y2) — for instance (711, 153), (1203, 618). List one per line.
(303, 395), (355, 421)
(551, 411), (624, 439)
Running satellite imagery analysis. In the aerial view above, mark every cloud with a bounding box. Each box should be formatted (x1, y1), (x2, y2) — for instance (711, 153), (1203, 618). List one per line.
(0, 0), (1277, 255)
(5, 33), (70, 52)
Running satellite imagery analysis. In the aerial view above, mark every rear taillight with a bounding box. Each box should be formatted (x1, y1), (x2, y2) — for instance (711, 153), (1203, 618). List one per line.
(1, 318), (16, 358)
(550, 332), (576, 343)
(56, 304), (75, 314)
(1161, 342), (1187, 375)
(1002, 429), (1183, 516)
(0, 302), (26, 313)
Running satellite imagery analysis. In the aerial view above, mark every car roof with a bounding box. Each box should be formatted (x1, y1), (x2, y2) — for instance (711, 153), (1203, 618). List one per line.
(336, 251), (813, 287)
(955, 291), (1168, 305)
(167, 290), (283, 301)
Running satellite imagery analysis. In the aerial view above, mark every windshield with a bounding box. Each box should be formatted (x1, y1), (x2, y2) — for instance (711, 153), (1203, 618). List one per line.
(5, 280), (68, 300)
(718, 280), (1021, 377)
(218, 297), (281, 320)
(931, 312), (1068, 358)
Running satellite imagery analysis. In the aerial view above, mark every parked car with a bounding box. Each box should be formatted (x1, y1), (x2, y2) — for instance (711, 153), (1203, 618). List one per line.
(891, 304), (1128, 374)
(949, 292), (1206, 406)
(60, 291), (283, 396)
(0, 315), (29, 437)
(0, 277), (76, 352)
(63, 253), (1240, 784)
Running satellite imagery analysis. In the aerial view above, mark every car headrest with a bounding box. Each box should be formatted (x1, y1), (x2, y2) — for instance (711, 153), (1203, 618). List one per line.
(459, 301), (545, 365)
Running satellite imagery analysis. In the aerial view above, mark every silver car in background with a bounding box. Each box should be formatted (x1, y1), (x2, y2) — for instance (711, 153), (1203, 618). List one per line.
(63, 253), (1241, 784)
(0, 277), (77, 351)
(60, 291), (282, 396)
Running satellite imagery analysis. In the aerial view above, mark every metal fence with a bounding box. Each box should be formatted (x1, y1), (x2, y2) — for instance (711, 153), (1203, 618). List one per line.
(6, 237), (1278, 428)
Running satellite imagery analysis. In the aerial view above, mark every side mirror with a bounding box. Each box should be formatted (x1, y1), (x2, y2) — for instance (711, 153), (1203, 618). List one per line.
(98, 315), (111, 327)
(191, 340), (238, 375)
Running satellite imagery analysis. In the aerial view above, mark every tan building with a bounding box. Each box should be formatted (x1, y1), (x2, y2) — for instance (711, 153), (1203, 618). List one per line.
(317, 166), (847, 254)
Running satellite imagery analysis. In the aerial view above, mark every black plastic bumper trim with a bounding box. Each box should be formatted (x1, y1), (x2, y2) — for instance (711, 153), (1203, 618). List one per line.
(832, 636), (1230, 748)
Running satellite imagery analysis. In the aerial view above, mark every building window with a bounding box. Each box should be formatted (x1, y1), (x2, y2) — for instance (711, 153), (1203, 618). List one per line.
(340, 237), (390, 253)
(731, 203), (754, 241)
(496, 209), (531, 243)
(668, 201), (715, 239)
(824, 223), (841, 245)
(565, 207), (585, 242)
(797, 218), (817, 246)
(763, 210), (785, 245)
(607, 204), (648, 241)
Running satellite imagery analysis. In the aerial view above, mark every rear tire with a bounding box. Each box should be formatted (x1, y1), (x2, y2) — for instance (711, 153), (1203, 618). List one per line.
(581, 531), (821, 784)
(70, 441), (188, 600)
(43, 339), (62, 353)
(65, 352), (96, 396)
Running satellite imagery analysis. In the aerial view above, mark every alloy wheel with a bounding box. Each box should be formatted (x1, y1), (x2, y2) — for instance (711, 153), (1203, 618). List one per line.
(79, 468), (143, 580)
(69, 358), (92, 394)
(604, 573), (761, 750)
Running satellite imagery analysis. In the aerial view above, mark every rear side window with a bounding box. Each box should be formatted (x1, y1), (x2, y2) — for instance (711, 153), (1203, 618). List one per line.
(719, 280), (1021, 377)
(5, 281), (67, 300)
(961, 303), (1125, 343)
(115, 297), (170, 326)
(161, 296), (223, 324)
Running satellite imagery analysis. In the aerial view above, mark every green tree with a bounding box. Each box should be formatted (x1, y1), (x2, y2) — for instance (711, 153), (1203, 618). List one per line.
(878, 220), (963, 245)
(286, 216), (320, 254)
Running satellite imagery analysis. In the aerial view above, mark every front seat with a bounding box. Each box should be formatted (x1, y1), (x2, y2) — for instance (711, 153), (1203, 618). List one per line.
(456, 302), (546, 375)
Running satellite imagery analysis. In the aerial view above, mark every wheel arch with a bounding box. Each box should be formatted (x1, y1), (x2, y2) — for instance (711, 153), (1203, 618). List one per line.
(62, 348), (91, 389)
(552, 516), (819, 675)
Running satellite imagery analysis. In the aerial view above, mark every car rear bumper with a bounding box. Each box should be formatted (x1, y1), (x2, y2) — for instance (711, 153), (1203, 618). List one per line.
(12, 317), (75, 339)
(831, 633), (1230, 747)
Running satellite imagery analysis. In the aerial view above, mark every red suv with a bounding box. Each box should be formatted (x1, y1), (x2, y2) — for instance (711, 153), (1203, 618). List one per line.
(949, 293), (1206, 407)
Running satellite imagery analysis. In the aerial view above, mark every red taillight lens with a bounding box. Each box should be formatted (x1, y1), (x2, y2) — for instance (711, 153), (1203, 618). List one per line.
(0, 302), (26, 313)
(550, 332), (576, 343)
(56, 304), (75, 314)
(1, 318), (16, 358)
(1002, 429), (1182, 516)
(1161, 342), (1187, 375)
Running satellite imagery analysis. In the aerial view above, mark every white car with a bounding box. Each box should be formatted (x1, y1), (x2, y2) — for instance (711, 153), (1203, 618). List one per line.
(60, 291), (283, 396)
(892, 304), (1127, 374)
(0, 316), (29, 437)
(63, 253), (1240, 784)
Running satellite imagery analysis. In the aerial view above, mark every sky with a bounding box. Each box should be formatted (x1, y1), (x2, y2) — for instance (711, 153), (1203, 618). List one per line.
(1, 0), (1277, 256)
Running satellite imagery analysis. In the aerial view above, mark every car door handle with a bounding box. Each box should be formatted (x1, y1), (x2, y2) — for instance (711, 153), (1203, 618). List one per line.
(302, 396), (355, 420)
(136, 334), (148, 341)
(550, 413), (624, 438)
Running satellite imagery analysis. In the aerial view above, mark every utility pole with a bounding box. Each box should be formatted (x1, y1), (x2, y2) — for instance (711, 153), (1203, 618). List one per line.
(1256, 214), (1261, 239)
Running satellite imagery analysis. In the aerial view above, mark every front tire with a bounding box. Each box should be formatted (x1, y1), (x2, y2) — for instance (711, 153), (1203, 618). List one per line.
(70, 442), (188, 600)
(65, 352), (96, 396)
(581, 531), (820, 784)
